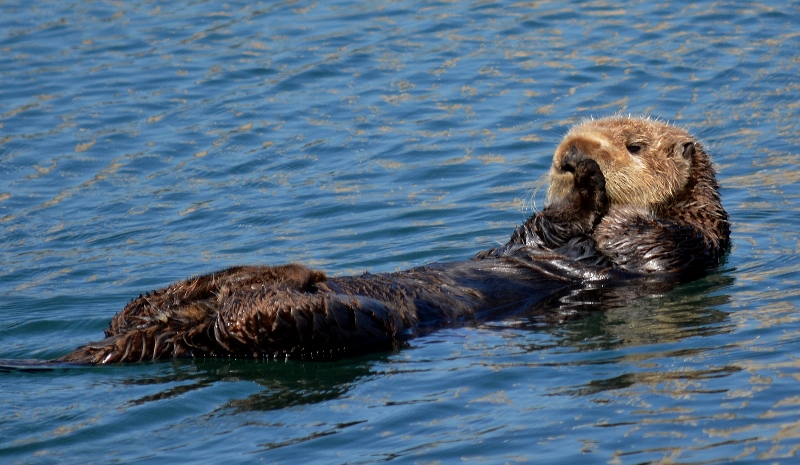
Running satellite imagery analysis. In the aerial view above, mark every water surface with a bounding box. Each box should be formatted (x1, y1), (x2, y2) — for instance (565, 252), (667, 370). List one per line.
(2, 1), (800, 463)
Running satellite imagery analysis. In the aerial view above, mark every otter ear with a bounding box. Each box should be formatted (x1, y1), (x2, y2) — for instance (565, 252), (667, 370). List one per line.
(680, 142), (695, 160)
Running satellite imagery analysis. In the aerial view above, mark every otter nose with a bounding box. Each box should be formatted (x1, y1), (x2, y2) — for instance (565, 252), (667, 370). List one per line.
(560, 145), (587, 173)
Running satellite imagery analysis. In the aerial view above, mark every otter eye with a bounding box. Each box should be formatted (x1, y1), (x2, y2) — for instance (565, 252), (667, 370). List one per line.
(626, 144), (642, 154)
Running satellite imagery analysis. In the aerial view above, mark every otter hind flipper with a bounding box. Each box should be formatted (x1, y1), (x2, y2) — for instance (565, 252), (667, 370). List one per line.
(57, 264), (330, 364)
(57, 323), (207, 364)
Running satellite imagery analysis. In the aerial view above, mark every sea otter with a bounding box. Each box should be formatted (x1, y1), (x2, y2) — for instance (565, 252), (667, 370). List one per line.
(58, 116), (729, 364)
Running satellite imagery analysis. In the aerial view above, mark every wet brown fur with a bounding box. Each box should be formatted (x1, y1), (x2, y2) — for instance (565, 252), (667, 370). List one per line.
(58, 116), (730, 364)
(536, 116), (729, 273)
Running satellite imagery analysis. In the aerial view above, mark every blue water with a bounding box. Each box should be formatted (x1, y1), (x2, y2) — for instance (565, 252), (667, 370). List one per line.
(2, 0), (800, 463)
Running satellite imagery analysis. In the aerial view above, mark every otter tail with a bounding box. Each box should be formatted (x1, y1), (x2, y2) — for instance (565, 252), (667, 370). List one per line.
(56, 264), (337, 364)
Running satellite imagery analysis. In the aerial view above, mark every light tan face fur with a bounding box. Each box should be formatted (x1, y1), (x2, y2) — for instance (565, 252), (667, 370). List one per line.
(547, 116), (694, 209)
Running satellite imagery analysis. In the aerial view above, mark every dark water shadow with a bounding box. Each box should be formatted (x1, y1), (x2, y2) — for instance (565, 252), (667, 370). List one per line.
(118, 352), (392, 413)
(525, 272), (739, 396)
(547, 272), (735, 348)
(476, 271), (733, 341)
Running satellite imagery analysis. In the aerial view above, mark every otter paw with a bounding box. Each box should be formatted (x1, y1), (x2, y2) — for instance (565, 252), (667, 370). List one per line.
(573, 159), (608, 217)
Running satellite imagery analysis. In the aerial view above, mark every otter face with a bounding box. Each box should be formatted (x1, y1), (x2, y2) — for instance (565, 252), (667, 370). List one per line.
(547, 116), (695, 209)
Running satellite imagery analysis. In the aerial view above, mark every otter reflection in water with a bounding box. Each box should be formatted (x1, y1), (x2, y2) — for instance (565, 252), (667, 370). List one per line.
(59, 116), (730, 364)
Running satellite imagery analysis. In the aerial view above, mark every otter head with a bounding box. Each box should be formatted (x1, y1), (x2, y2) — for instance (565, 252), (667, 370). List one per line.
(547, 116), (697, 209)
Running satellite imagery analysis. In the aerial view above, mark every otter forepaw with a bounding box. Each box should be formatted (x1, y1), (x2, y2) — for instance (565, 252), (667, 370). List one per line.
(525, 159), (609, 250)
(572, 159), (608, 221)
